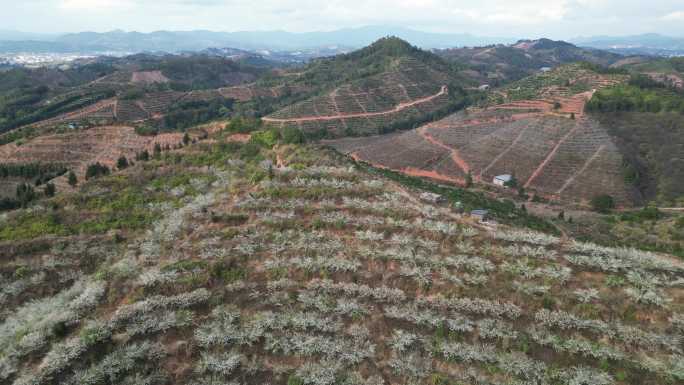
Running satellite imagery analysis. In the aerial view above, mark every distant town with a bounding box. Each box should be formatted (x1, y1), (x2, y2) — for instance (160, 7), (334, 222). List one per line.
(0, 52), (129, 68)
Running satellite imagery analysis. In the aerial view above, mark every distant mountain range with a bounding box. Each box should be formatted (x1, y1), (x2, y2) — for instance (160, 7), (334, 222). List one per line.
(0, 26), (515, 54)
(4, 28), (684, 59)
(572, 33), (684, 56)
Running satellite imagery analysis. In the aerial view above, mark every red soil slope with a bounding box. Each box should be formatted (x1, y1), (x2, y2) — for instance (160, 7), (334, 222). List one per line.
(328, 90), (635, 206)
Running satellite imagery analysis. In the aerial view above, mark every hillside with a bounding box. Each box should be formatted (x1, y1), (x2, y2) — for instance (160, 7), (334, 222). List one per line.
(583, 73), (684, 205)
(262, 37), (473, 138)
(438, 39), (626, 84)
(0, 54), (289, 141)
(0, 130), (683, 385)
(328, 64), (638, 207)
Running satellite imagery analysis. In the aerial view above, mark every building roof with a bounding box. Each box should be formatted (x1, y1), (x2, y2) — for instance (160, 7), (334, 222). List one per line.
(471, 209), (489, 216)
(494, 174), (513, 182)
(420, 192), (444, 201)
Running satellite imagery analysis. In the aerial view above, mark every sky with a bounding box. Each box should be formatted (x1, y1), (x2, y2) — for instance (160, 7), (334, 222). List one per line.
(2, 0), (684, 39)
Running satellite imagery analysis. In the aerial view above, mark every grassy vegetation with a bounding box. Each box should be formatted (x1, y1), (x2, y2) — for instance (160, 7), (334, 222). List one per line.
(1, 125), (683, 385)
(491, 63), (625, 104)
(355, 160), (559, 235)
(592, 112), (684, 205)
(563, 210), (684, 259)
(0, 157), (224, 242)
(586, 84), (684, 113)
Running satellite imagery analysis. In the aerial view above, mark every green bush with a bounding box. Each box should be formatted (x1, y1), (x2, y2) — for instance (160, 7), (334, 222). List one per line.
(586, 84), (684, 113)
(250, 129), (279, 148)
(591, 194), (616, 213)
(44, 182), (56, 197)
(226, 116), (261, 134)
(117, 156), (129, 170)
(68, 171), (78, 187)
(619, 207), (662, 222)
(85, 163), (110, 180)
(135, 125), (159, 136)
(282, 126), (305, 144)
(675, 216), (684, 229)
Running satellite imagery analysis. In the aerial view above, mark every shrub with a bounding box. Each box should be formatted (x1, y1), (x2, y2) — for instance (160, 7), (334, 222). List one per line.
(251, 129), (279, 148)
(591, 194), (615, 213)
(85, 163), (110, 180)
(16, 183), (36, 207)
(226, 116), (261, 134)
(116, 156), (129, 170)
(67, 171), (78, 187)
(136, 150), (150, 162)
(619, 206), (663, 222)
(135, 125), (159, 136)
(153, 143), (162, 159)
(44, 183), (56, 197)
(282, 126), (305, 144)
(676, 216), (684, 229)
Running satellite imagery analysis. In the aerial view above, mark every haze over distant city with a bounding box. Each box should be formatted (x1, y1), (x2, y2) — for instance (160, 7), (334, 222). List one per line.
(3, 0), (684, 39)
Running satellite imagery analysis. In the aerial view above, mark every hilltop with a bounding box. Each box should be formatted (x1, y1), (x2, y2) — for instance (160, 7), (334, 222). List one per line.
(262, 37), (474, 138)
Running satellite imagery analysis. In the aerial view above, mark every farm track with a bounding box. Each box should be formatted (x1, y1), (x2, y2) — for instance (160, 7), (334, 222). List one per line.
(329, 85), (633, 205)
(262, 86), (447, 123)
(524, 122), (581, 189)
(556, 144), (606, 195)
(417, 125), (470, 174)
(479, 124), (530, 178)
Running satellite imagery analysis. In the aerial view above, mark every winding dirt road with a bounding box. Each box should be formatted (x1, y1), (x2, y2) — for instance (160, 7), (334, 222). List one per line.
(262, 86), (448, 123)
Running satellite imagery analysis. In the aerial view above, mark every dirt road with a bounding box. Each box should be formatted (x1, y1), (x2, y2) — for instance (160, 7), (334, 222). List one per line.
(262, 86), (447, 123)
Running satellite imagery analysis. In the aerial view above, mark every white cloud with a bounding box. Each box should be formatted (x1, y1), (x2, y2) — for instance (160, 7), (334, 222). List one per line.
(662, 11), (684, 20)
(59, 0), (134, 11)
(4, 0), (684, 38)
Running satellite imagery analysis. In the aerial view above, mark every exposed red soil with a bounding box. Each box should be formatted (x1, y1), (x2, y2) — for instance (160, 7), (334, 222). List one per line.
(523, 123), (581, 189)
(350, 152), (464, 185)
(330, 86), (633, 205)
(416, 125), (470, 174)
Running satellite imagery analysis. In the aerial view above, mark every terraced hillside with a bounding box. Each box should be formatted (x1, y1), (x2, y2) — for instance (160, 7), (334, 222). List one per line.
(0, 138), (682, 385)
(0, 126), (185, 188)
(328, 65), (638, 206)
(263, 37), (471, 138)
(489, 63), (627, 104)
(0, 54), (281, 138)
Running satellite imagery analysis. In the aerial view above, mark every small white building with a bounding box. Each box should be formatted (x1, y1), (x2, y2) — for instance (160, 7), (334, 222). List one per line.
(493, 174), (513, 187)
(420, 192), (445, 204)
(478, 84), (490, 91)
(540, 67), (552, 73)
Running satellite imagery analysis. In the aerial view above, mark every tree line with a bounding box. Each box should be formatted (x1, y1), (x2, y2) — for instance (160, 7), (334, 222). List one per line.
(586, 83), (684, 114)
